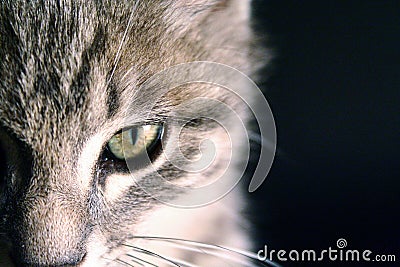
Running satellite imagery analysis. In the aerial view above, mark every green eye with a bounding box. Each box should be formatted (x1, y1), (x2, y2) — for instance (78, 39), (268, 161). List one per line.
(107, 124), (163, 160)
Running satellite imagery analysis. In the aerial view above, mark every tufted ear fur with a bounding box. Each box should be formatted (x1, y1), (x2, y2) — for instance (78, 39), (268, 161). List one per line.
(161, 0), (253, 69)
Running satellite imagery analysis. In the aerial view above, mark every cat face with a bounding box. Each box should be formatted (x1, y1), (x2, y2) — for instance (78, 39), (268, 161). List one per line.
(0, 0), (256, 266)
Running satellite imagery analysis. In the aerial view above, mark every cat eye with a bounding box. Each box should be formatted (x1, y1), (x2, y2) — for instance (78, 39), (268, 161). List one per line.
(107, 124), (163, 161)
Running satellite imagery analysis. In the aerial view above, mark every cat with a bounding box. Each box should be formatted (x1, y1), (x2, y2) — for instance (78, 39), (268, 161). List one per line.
(0, 0), (265, 266)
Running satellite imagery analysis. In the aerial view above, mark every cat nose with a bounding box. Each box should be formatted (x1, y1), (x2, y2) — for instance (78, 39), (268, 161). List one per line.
(11, 251), (87, 267)
(10, 190), (90, 267)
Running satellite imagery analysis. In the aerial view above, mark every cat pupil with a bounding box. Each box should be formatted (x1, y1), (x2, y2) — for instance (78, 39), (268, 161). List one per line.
(127, 128), (138, 145)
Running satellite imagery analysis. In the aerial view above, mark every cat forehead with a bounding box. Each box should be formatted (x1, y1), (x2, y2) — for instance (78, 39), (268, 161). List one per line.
(0, 2), (152, 135)
(0, 0), (247, 140)
(0, 1), (212, 110)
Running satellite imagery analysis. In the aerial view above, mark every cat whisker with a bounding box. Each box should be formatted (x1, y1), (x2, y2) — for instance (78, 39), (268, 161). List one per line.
(144, 241), (253, 266)
(124, 255), (146, 267)
(116, 258), (136, 267)
(126, 254), (157, 267)
(100, 254), (127, 266)
(127, 252), (198, 267)
(127, 236), (281, 267)
(122, 244), (181, 267)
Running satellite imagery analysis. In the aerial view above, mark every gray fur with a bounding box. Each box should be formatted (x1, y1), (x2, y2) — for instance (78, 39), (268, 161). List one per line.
(0, 0), (258, 266)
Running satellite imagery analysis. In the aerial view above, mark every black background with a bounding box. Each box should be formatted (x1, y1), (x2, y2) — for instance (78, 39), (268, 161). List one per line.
(249, 1), (399, 266)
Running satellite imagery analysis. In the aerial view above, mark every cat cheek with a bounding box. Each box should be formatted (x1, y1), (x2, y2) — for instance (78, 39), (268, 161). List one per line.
(102, 173), (135, 203)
